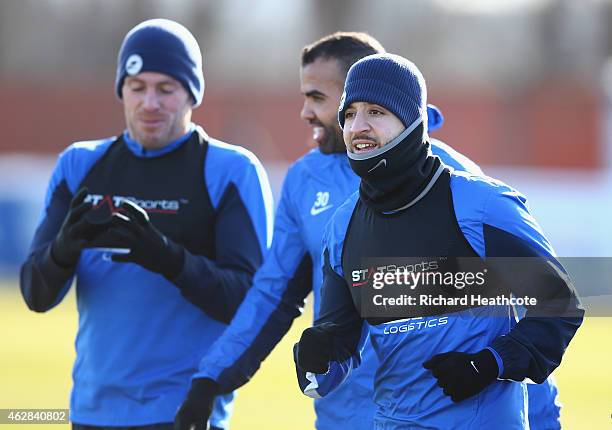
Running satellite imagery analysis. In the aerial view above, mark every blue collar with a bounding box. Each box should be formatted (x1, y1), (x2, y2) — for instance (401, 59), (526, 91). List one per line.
(123, 123), (196, 158)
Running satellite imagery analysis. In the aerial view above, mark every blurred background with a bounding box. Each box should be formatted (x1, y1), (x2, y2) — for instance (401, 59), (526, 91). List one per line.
(1, 0), (611, 428)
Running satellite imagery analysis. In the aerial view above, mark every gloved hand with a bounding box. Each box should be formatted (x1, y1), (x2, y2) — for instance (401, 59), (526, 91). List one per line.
(109, 199), (184, 279)
(174, 378), (219, 430)
(51, 187), (111, 267)
(295, 323), (336, 374)
(423, 349), (499, 402)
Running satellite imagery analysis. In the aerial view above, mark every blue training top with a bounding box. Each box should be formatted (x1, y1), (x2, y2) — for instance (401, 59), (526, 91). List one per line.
(20, 125), (273, 428)
(299, 166), (583, 429)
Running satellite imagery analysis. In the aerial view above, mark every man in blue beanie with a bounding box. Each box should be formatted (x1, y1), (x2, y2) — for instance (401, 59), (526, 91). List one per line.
(20, 19), (273, 430)
(294, 53), (584, 429)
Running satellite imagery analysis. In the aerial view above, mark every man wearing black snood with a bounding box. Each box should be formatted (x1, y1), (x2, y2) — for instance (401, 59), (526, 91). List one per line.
(293, 53), (584, 429)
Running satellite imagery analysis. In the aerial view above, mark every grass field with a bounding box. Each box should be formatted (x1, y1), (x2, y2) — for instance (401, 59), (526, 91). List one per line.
(0, 282), (610, 429)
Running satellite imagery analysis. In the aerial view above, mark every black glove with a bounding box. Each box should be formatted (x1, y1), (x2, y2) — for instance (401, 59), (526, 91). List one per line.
(109, 199), (184, 279)
(51, 187), (111, 267)
(295, 323), (336, 374)
(174, 378), (219, 430)
(423, 349), (499, 402)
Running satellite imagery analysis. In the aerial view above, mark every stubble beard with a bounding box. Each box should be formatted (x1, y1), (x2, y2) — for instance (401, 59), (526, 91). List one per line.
(318, 122), (346, 154)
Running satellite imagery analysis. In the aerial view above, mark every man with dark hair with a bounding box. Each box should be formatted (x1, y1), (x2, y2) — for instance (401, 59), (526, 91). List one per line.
(20, 19), (272, 430)
(302, 31), (386, 74)
(298, 32), (386, 155)
(295, 53), (583, 429)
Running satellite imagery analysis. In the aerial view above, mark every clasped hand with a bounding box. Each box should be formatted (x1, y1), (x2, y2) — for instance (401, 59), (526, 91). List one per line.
(52, 188), (183, 278)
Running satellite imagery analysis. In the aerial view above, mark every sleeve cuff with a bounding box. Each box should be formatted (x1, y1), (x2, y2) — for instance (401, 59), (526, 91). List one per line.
(485, 346), (504, 378)
(40, 244), (76, 281)
(171, 247), (212, 291)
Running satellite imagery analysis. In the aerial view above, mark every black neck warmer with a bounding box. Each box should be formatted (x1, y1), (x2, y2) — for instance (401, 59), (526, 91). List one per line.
(347, 120), (443, 214)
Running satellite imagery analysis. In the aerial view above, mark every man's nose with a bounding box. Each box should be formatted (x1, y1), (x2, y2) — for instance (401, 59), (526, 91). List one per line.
(142, 88), (161, 110)
(300, 101), (315, 121)
(349, 109), (370, 133)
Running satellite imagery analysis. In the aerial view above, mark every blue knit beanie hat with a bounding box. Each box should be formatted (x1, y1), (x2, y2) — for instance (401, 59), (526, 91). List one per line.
(115, 19), (204, 107)
(338, 53), (427, 131)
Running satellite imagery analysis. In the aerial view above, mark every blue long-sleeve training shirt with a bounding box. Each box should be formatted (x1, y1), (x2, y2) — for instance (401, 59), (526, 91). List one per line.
(19, 125), (273, 428)
(299, 165), (583, 429)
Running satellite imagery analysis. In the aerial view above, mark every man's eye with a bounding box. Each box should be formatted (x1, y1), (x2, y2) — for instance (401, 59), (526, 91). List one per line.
(129, 85), (145, 92)
(345, 111), (356, 119)
(159, 86), (176, 94)
(307, 94), (324, 103)
(369, 109), (383, 115)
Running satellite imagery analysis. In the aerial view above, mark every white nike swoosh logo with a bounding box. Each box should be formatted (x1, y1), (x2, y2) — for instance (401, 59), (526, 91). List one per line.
(470, 360), (480, 374)
(368, 158), (387, 173)
(310, 204), (334, 216)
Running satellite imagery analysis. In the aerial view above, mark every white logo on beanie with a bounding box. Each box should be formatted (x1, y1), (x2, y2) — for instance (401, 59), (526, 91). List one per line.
(339, 91), (346, 111)
(125, 54), (143, 76)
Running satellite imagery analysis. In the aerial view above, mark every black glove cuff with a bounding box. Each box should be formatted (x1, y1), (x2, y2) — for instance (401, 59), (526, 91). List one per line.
(38, 244), (76, 291)
(474, 349), (499, 382)
(49, 238), (78, 269)
(162, 239), (185, 280)
(188, 377), (220, 402)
